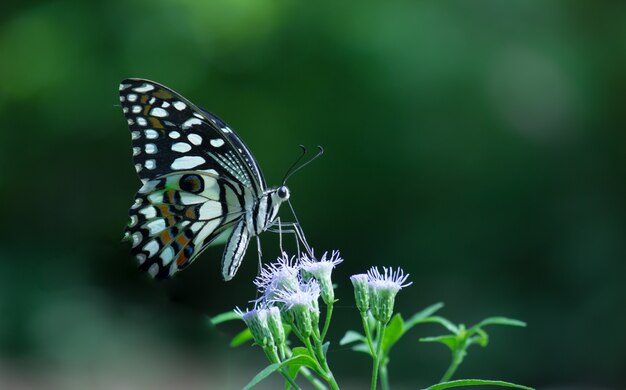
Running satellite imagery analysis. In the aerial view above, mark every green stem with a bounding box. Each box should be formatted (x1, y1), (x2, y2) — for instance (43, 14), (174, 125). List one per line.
(264, 347), (303, 390)
(313, 338), (340, 390)
(371, 321), (387, 390)
(321, 303), (334, 340)
(440, 349), (463, 382)
(379, 358), (389, 390)
(360, 312), (376, 356)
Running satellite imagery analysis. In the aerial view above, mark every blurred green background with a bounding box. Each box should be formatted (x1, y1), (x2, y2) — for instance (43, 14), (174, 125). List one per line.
(1, 1), (625, 389)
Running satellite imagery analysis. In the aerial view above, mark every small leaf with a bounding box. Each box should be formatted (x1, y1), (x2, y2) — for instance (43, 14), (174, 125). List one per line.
(230, 329), (253, 347)
(209, 311), (241, 326)
(291, 347), (312, 358)
(470, 328), (489, 347)
(339, 330), (366, 346)
(322, 341), (330, 356)
(351, 343), (372, 355)
(382, 313), (405, 353)
(242, 355), (323, 390)
(420, 316), (459, 334)
(404, 302), (445, 330)
(420, 335), (458, 351)
(422, 378), (534, 390)
(470, 317), (526, 332)
(242, 363), (281, 390)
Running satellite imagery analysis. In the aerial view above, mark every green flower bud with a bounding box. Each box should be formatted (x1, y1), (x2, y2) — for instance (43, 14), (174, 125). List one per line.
(236, 308), (274, 348)
(350, 274), (370, 313)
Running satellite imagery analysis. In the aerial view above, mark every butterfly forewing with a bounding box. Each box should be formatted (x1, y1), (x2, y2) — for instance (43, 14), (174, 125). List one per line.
(119, 79), (263, 278)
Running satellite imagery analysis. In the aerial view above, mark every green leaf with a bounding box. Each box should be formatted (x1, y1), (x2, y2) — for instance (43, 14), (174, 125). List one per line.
(351, 343), (372, 355)
(469, 317), (526, 332)
(382, 313), (405, 353)
(242, 355), (323, 390)
(209, 311), (241, 326)
(470, 328), (489, 347)
(404, 302), (445, 330)
(322, 341), (330, 356)
(230, 329), (253, 347)
(339, 330), (366, 346)
(420, 316), (459, 334)
(291, 347), (312, 358)
(242, 363), (281, 390)
(420, 335), (458, 351)
(423, 379), (534, 390)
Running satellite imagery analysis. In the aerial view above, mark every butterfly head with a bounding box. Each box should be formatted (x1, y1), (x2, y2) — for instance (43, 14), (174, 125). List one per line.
(276, 185), (290, 201)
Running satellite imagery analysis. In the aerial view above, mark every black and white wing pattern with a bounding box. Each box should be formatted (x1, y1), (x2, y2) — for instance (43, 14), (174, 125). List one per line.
(119, 78), (264, 280)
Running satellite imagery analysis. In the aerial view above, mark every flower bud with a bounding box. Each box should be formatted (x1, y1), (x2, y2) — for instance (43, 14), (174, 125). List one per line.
(367, 267), (412, 324)
(350, 274), (370, 313)
(301, 251), (343, 305)
(236, 308), (274, 349)
(266, 306), (286, 348)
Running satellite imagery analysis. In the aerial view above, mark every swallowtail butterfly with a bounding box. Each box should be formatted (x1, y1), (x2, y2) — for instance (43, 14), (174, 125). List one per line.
(120, 78), (296, 280)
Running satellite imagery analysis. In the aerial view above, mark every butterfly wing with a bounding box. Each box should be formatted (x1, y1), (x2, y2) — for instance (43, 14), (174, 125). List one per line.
(119, 79), (263, 278)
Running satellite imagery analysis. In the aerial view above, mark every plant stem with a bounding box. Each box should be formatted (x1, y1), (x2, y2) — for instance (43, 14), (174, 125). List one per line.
(371, 321), (387, 390)
(264, 347), (303, 390)
(379, 358), (389, 390)
(440, 349), (463, 382)
(360, 312), (376, 356)
(313, 338), (340, 390)
(321, 303), (334, 340)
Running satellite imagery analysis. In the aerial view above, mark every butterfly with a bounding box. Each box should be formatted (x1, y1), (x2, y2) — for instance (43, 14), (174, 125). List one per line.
(119, 78), (303, 281)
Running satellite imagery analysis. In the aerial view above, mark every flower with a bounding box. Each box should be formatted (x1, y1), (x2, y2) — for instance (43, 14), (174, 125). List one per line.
(235, 306), (273, 349)
(350, 273), (370, 313)
(301, 250), (343, 304)
(367, 266), (412, 323)
(254, 252), (301, 302)
(272, 280), (321, 337)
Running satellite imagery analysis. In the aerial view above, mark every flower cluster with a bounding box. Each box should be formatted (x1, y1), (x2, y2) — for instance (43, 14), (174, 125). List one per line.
(237, 250), (342, 350)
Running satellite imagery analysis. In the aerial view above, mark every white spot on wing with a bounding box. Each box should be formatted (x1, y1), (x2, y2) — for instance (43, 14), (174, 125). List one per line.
(171, 156), (205, 170)
(161, 101), (170, 108)
(160, 246), (175, 265)
(136, 253), (146, 265)
(145, 129), (158, 139)
(145, 159), (156, 170)
(145, 219), (166, 235)
(137, 117), (147, 126)
(123, 107), (129, 113)
(172, 142), (192, 153)
(148, 263), (159, 277)
(182, 118), (203, 129)
(132, 147), (140, 156)
(139, 206), (157, 219)
(180, 193), (207, 205)
(119, 83), (131, 91)
(174, 101), (186, 110)
(150, 107), (168, 117)
(188, 134), (202, 145)
(131, 231), (142, 248)
(127, 94), (138, 102)
(210, 138), (225, 147)
(131, 131), (140, 140)
(145, 144), (157, 154)
(169, 131), (181, 139)
(133, 83), (155, 93)
(143, 240), (159, 257)
(132, 105), (141, 113)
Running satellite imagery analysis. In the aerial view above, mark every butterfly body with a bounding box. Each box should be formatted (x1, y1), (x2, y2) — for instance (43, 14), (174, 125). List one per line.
(119, 78), (289, 280)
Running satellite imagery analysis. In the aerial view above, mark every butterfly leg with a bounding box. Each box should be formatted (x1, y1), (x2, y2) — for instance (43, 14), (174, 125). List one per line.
(267, 221), (311, 257)
(256, 235), (263, 274)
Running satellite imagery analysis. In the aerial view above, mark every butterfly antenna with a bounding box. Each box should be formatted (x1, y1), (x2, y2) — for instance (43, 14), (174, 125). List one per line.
(282, 145), (308, 185)
(283, 145), (324, 185)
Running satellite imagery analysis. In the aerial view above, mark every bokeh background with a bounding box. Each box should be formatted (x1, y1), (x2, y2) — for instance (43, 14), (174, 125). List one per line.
(1, 1), (625, 389)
